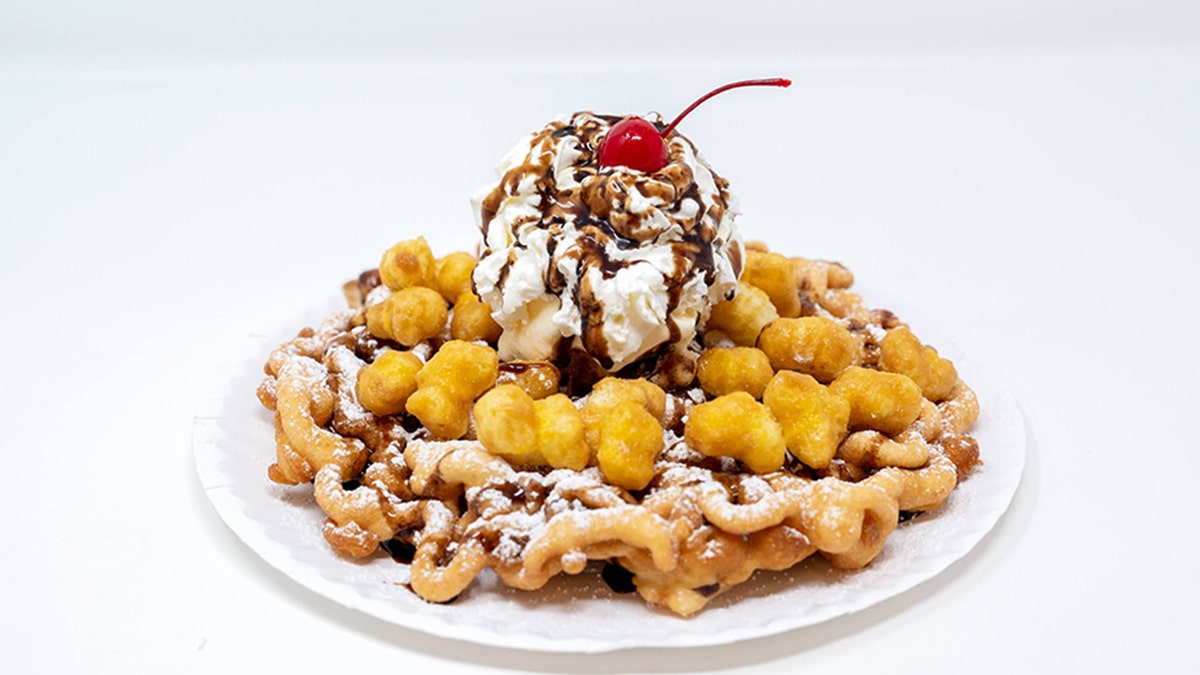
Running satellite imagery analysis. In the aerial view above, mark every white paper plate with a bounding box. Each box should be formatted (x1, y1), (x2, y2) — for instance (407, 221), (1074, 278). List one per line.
(193, 292), (1025, 653)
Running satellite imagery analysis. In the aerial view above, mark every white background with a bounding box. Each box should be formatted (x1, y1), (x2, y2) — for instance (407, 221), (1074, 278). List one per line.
(2, 1), (1198, 673)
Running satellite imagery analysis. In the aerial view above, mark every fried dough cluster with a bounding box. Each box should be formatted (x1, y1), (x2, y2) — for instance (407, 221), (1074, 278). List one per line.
(255, 239), (980, 616)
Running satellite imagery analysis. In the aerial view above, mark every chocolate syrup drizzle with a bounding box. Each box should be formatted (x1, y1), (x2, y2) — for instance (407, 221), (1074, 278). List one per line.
(475, 112), (743, 377)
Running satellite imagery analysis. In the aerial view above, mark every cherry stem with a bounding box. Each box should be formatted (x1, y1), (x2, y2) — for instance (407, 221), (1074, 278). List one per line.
(660, 77), (792, 138)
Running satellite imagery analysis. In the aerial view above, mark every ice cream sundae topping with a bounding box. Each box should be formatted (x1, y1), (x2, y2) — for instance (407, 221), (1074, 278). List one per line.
(471, 111), (743, 374)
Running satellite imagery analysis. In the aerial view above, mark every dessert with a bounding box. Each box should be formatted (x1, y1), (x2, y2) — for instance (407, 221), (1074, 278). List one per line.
(254, 79), (981, 617)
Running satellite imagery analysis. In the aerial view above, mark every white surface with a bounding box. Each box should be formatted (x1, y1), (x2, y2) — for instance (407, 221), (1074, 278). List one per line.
(4, 0), (1199, 66)
(2, 2), (1199, 673)
(192, 292), (1024, 653)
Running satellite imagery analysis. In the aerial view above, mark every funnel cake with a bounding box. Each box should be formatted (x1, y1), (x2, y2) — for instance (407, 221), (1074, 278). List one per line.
(254, 97), (980, 616)
(256, 248), (979, 617)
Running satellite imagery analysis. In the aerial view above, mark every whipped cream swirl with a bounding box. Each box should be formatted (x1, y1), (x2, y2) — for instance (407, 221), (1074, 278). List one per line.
(472, 112), (744, 372)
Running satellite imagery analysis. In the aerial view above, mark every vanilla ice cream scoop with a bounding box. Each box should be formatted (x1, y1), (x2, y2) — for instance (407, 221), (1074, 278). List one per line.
(471, 111), (744, 372)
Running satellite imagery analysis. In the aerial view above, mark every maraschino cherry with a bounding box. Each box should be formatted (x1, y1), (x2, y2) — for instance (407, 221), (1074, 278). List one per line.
(597, 77), (792, 173)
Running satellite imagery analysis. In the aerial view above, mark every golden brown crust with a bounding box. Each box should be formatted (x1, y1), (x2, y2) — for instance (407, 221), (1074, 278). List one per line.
(255, 242), (981, 616)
